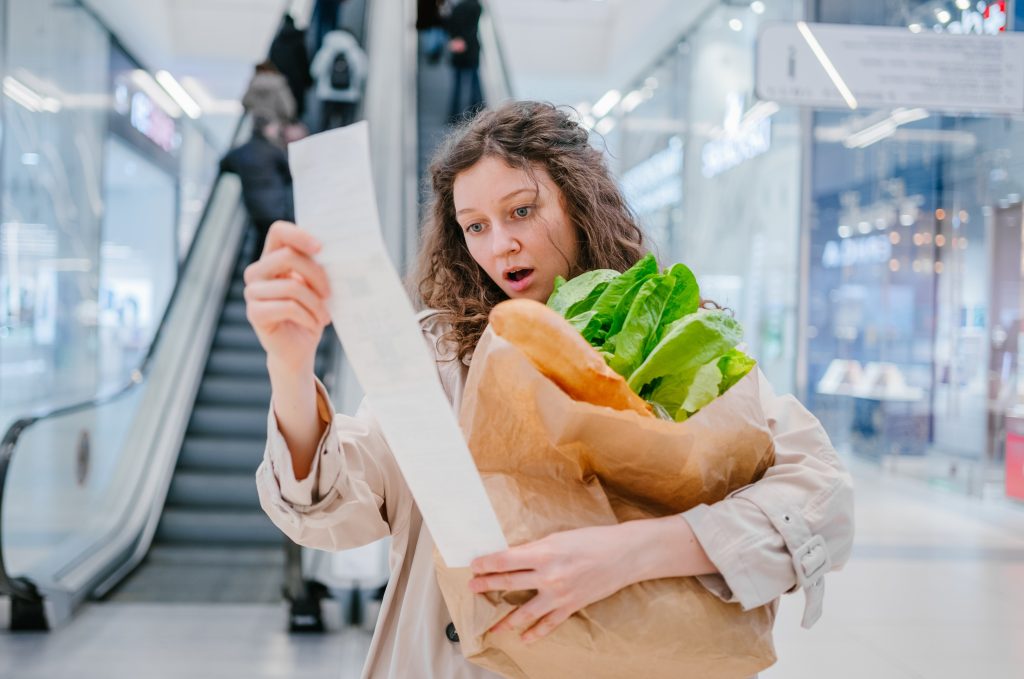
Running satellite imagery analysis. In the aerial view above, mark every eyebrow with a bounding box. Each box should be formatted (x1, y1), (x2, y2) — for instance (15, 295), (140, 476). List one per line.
(456, 187), (537, 216)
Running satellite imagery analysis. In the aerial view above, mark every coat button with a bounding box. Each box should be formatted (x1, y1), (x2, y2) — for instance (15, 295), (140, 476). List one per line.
(445, 622), (459, 643)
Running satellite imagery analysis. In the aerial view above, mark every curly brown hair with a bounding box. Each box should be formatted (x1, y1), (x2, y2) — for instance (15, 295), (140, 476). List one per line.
(414, 101), (649, 362)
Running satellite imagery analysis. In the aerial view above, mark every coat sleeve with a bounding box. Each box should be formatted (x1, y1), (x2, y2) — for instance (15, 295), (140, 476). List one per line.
(680, 369), (855, 628)
(255, 378), (411, 551)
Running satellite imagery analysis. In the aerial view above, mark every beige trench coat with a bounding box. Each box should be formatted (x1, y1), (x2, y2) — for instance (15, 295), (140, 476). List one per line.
(256, 311), (855, 678)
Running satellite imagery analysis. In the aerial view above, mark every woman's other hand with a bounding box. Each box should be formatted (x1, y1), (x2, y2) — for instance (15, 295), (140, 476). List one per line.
(468, 524), (634, 644)
(244, 220), (332, 373)
(468, 516), (716, 643)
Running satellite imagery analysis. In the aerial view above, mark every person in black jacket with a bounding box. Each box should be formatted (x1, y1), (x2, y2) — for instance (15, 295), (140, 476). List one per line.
(219, 117), (294, 262)
(445, 0), (484, 123)
(270, 15), (314, 119)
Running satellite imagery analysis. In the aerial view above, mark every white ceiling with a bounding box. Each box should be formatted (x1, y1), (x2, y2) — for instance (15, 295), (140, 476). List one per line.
(85, 0), (306, 141)
(489, 0), (716, 106)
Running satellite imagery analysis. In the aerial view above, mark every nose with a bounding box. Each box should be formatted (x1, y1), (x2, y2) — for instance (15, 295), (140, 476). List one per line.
(490, 221), (521, 257)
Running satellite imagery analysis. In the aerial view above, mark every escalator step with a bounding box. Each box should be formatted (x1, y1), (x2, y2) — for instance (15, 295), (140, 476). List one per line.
(213, 325), (263, 351)
(156, 508), (283, 546)
(180, 436), (266, 472)
(166, 471), (262, 510)
(221, 300), (248, 324)
(205, 348), (326, 376)
(188, 404), (268, 438)
(206, 349), (269, 377)
(197, 375), (272, 406)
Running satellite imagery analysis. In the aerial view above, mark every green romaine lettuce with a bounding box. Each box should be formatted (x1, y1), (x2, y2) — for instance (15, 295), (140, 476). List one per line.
(547, 269), (618, 317)
(627, 310), (743, 394)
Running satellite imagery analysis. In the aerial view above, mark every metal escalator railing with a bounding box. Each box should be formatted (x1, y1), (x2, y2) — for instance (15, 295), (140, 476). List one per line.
(479, 0), (515, 103)
(0, 114), (252, 629)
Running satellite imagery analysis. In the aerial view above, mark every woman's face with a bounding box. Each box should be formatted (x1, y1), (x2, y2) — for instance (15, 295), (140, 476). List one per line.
(453, 156), (579, 303)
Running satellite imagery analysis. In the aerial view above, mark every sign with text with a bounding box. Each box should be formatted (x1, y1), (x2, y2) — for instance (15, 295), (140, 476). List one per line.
(756, 22), (1024, 115)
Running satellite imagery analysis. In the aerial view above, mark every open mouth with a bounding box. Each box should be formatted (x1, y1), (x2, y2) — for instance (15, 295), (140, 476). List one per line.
(505, 268), (534, 282)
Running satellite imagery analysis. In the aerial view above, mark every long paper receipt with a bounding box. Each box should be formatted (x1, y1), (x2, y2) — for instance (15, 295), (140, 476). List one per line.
(288, 122), (508, 567)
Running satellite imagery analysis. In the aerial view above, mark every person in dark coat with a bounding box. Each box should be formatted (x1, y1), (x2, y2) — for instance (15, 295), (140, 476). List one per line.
(445, 0), (484, 123)
(270, 15), (314, 119)
(417, 0), (446, 64)
(219, 117), (294, 262)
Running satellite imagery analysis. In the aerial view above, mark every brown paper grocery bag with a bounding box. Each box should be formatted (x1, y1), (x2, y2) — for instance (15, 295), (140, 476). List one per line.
(434, 327), (778, 679)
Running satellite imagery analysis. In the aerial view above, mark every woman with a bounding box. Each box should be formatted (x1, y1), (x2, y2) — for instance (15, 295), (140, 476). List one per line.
(245, 101), (854, 677)
(241, 60), (297, 127)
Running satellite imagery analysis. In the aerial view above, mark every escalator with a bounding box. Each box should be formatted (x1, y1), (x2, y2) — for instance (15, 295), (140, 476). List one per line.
(0, 0), (510, 633)
(106, 242), (331, 606)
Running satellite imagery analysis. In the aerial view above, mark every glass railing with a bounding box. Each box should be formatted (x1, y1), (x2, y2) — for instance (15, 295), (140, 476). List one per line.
(0, 115), (251, 628)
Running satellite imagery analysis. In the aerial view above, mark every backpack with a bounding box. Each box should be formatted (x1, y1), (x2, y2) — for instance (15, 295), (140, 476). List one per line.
(329, 51), (352, 90)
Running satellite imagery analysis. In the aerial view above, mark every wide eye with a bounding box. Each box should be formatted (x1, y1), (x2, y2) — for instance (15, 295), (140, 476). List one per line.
(466, 223), (484, 234)
(514, 206), (531, 218)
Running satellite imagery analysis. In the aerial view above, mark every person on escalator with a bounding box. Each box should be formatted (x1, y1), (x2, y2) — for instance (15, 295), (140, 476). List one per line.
(242, 60), (297, 126)
(270, 14), (314, 120)
(310, 28), (368, 131)
(445, 0), (484, 124)
(219, 116), (294, 263)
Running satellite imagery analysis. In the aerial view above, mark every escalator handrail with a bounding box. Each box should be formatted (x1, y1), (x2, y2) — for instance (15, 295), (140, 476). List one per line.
(479, 0), (515, 100)
(0, 112), (249, 605)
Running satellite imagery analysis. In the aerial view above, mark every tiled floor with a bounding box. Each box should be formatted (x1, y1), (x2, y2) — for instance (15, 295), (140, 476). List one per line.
(2, 456), (1022, 679)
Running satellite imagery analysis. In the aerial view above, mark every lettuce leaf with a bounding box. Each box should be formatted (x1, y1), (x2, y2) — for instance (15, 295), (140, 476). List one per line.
(627, 310), (743, 394)
(652, 263), (700, 347)
(606, 273), (677, 377)
(717, 348), (756, 393)
(547, 269), (618, 317)
(679, 360), (723, 416)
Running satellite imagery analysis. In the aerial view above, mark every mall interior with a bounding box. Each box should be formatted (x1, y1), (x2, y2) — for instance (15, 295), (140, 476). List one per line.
(1, 0), (1023, 677)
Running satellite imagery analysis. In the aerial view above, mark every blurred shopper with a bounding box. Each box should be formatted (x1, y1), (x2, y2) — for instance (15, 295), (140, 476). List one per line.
(417, 0), (447, 65)
(310, 28), (368, 130)
(270, 14), (314, 120)
(245, 101), (855, 677)
(283, 120), (310, 146)
(219, 116), (294, 262)
(445, 0), (484, 123)
(242, 61), (297, 126)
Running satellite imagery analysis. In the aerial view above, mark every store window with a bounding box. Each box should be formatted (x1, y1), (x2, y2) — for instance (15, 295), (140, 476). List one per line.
(805, 0), (1024, 495)
(607, 0), (804, 395)
(0, 0), (110, 429)
(0, 1), (226, 431)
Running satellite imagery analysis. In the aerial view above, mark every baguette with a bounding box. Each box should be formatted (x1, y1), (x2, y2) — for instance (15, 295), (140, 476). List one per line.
(489, 299), (653, 417)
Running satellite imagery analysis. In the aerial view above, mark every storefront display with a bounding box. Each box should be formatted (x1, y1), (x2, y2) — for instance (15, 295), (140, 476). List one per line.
(608, 0), (803, 396)
(0, 0), (222, 431)
(597, 0), (1024, 497)
(805, 0), (1024, 496)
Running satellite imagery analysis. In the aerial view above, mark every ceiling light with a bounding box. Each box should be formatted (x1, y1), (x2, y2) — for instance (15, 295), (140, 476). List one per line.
(131, 70), (182, 117)
(729, 18), (744, 31)
(594, 117), (616, 135)
(843, 118), (897, 148)
(620, 90), (646, 113)
(3, 76), (60, 113)
(797, 21), (858, 109)
(156, 70), (201, 119)
(591, 89), (622, 118)
(936, 9), (952, 23)
(750, 1), (766, 15)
